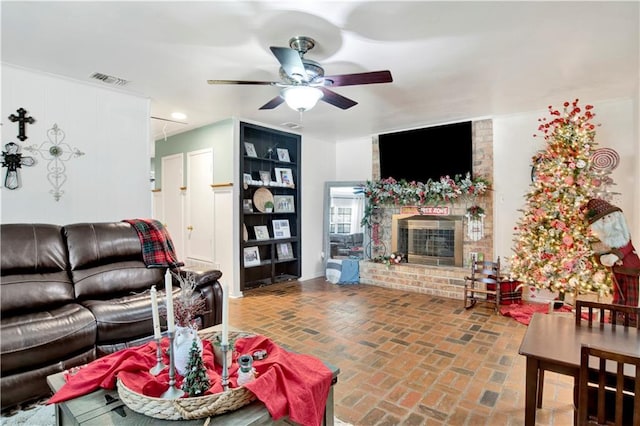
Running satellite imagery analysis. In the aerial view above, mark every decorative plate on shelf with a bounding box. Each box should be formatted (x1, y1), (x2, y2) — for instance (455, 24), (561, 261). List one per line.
(253, 187), (274, 213)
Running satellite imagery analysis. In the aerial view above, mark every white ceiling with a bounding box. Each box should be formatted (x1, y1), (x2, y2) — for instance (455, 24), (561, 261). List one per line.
(2, 1), (638, 143)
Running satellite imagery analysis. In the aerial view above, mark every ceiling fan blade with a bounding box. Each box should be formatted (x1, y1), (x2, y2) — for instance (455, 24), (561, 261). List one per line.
(324, 70), (393, 87)
(270, 46), (306, 81)
(259, 96), (285, 110)
(207, 79), (275, 85)
(319, 88), (358, 110)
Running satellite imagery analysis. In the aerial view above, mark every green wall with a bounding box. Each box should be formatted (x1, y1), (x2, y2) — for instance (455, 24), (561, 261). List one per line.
(153, 118), (234, 188)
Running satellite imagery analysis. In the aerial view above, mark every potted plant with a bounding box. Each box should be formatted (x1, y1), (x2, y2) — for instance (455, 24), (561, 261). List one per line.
(264, 200), (274, 212)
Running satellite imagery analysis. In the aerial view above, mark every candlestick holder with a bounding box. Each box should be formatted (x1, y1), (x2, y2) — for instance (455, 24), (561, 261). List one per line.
(161, 331), (185, 399)
(221, 343), (230, 392)
(149, 337), (166, 376)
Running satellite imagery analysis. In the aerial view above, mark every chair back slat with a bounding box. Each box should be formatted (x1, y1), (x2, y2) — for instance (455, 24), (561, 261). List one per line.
(578, 344), (640, 426)
(575, 300), (639, 330)
(463, 257), (501, 313)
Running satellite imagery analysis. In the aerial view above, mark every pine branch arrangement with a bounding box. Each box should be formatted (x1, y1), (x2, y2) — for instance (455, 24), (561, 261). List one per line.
(172, 271), (207, 328)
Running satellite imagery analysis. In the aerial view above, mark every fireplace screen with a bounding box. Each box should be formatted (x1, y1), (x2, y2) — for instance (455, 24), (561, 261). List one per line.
(397, 216), (463, 266)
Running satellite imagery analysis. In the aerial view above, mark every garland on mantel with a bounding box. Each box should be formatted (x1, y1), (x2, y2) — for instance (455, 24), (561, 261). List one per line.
(361, 173), (491, 227)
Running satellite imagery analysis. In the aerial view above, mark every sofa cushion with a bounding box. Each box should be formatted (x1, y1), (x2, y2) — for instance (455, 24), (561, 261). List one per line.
(0, 303), (96, 374)
(0, 224), (74, 313)
(80, 288), (173, 345)
(64, 223), (164, 298)
(1, 348), (95, 410)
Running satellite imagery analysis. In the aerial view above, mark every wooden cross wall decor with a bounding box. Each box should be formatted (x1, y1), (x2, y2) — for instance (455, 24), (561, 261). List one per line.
(1, 142), (35, 189)
(8, 108), (36, 141)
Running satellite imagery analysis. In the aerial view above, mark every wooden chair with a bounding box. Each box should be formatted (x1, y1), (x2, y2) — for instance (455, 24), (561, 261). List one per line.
(577, 344), (640, 426)
(575, 300), (639, 329)
(463, 257), (501, 314)
(537, 300), (640, 409)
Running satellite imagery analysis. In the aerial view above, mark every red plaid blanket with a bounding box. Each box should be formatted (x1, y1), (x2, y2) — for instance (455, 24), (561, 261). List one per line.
(123, 219), (181, 267)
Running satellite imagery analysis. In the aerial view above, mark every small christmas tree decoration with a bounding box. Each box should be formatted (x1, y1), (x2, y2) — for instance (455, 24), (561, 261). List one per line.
(510, 99), (613, 297)
(181, 339), (211, 397)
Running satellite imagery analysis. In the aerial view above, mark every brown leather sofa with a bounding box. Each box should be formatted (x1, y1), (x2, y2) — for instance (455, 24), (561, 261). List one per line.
(0, 222), (224, 410)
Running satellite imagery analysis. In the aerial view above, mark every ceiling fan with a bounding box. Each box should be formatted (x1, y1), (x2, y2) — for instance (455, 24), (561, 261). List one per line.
(207, 36), (393, 112)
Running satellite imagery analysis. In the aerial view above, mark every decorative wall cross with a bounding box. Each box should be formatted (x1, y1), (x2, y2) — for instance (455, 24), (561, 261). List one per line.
(8, 108), (36, 141)
(24, 123), (84, 201)
(1, 142), (35, 189)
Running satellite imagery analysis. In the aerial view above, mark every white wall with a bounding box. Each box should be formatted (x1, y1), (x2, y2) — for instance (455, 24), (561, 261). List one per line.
(493, 97), (638, 265)
(301, 134), (336, 279)
(1, 65), (151, 224)
(335, 137), (373, 181)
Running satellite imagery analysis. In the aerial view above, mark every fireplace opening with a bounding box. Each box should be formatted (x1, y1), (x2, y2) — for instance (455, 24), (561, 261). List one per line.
(396, 215), (463, 266)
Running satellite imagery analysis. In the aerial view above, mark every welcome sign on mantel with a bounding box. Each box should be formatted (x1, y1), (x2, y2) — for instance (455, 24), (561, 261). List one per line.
(400, 206), (450, 216)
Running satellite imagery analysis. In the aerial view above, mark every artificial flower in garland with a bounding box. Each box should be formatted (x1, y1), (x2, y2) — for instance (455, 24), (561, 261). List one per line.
(361, 173), (491, 226)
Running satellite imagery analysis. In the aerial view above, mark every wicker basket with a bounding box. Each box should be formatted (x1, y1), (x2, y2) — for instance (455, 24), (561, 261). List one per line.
(117, 330), (257, 420)
(117, 378), (255, 420)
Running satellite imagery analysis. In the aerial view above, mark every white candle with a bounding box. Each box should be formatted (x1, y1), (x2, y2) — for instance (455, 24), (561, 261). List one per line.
(221, 281), (229, 346)
(150, 285), (162, 339)
(165, 269), (175, 333)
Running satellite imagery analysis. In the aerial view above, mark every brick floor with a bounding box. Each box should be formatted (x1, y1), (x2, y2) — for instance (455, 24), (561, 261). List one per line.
(229, 278), (576, 425)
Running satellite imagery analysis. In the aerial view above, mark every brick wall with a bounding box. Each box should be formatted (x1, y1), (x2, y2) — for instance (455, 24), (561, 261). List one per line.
(361, 119), (494, 300)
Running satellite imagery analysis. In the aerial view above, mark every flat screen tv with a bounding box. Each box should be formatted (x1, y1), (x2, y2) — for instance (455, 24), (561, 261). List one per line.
(378, 121), (472, 183)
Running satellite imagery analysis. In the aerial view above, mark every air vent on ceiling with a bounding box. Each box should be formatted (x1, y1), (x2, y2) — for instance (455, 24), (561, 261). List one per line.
(89, 72), (129, 86)
(281, 122), (303, 130)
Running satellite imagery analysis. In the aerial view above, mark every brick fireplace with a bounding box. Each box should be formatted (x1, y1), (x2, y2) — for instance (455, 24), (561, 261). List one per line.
(394, 214), (464, 267)
(359, 119), (494, 300)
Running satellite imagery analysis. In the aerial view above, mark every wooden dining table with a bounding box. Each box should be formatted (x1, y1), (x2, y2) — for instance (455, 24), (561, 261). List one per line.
(518, 312), (640, 426)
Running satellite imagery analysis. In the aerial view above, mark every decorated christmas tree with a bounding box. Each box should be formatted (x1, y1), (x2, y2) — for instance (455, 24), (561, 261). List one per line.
(181, 339), (211, 397)
(510, 99), (612, 297)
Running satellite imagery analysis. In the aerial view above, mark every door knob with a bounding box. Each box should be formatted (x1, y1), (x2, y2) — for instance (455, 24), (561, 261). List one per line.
(187, 226), (193, 231)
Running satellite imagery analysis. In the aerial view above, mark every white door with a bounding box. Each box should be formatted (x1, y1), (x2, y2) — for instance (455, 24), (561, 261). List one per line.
(186, 149), (214, 263)
(161, 153), (185, 260)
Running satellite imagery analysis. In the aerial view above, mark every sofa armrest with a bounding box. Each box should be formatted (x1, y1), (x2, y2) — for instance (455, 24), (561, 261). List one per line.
(179, 267), (223, 328)
(178, 268), (222, 288)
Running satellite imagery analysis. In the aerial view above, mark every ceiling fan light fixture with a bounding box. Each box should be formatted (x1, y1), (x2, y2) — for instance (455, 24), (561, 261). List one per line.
(282, 86), (323, 112)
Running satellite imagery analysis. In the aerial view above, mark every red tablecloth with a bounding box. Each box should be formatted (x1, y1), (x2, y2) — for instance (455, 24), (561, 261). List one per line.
(48, 334), (333, 426)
